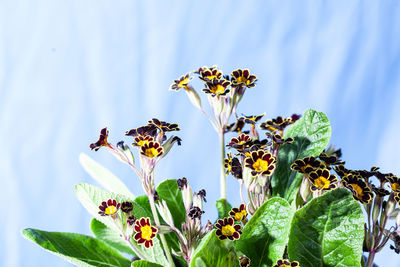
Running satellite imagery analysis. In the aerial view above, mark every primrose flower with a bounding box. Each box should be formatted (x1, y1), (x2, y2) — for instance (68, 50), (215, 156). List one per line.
(90, 127), (110, 151)
(121, 201), (133, 214)
(308, 168), (338, 192)
(291, 156), (321, 174)
(169, 73), (192, 91)
(260, 116), (293, 134)
(140, 141), (163, 158)
(229, 204), (248, 222)
(202, 78), (231, 97)
(342, 174), (373, 204)
(125, 125), (158, 138)
(231, 69), (257, 88)
(134, 217), (158, 248)
(214, 217), (242, 241)
(227, 133), (252, 152)
(394, 192), (400, 206)
(371, 185), (390, 197)
(98, 199), (120, 218)
(239, 256), (251, 267)
(132, 135), (154, 147)
(245, 150), (276, 176)
(239, 113), (265, 125)
(198, 66), (223, 82)
(273, 259), (299, 267)
(386, 174), (400, 192)
(148, 118), (180, 132)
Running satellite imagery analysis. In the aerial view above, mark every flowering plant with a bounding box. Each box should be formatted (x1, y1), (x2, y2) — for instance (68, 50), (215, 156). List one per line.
(22, 67), (400, 267)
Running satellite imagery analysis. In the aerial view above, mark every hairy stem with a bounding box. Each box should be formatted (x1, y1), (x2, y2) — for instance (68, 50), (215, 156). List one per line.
(366, 250), (376, 267)
(219, 131), (226, 200)
(148, 193), (175, 267)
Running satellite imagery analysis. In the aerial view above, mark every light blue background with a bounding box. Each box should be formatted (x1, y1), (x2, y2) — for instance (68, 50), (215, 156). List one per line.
(1, 0), (400, 266)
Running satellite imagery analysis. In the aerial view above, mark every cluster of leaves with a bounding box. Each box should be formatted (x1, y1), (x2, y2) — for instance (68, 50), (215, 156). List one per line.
(22, 66), (400, 267)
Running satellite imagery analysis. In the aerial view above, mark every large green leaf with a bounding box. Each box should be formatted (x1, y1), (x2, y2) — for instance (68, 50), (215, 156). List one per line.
(216, 199), (232, 219)
(287, 188), (364, 267)
(75, 183), (168, 266)
(156, 179), (186, 228)
(79, 153), (134, 199)
(91, 218), (134, 255)
(22, 228), (131, 267)
(190, 230), (239, 267)
(235, 197), (294, 267)
(271, 109), (331, 203)
(131, 260), (163, 267)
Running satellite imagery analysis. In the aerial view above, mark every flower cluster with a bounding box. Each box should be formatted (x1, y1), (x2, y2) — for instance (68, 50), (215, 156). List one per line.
(97, 199), (159, 249)
(224, 113), (298, 213)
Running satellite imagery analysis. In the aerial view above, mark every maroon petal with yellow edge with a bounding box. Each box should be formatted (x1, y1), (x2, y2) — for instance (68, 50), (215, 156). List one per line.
(133, 217), (158, 248)
(214, 217), (242, 241)
(245, 150), (276, 176)
(90, 127), (110, 151)
(140, 141), (163, 158)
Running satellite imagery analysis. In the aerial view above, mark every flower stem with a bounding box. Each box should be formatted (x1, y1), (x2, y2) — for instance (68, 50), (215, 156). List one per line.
(148, 193), (175, 267)
(366, 250), (376, 267)
(219, 131), (226, 200)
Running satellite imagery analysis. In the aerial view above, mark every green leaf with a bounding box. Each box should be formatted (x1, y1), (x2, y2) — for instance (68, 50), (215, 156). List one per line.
(156, 179), (186, 228)
(75, 183), (168, 266)
(131, 260), (163, 267)
(79, 153), (134, 199)
(22, 228), (131, 267)
(235, 197), (294, 267)
(190, 230), (239, 267)
(91, 218), (134, 255)
(215, 199), (232, 219)
(287, 188), (364, 267)
(271, 109), (331, 203)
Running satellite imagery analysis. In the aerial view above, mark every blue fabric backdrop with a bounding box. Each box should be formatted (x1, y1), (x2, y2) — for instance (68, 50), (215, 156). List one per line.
(1, 0), (400, 266)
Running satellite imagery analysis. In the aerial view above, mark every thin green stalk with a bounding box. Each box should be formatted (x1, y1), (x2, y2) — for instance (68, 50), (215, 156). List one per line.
(219, 131), (226, 200)
(148, 193), (175, 267)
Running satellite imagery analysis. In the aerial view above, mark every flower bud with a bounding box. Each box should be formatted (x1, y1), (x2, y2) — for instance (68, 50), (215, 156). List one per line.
(299, 175), (311, 202)
(181, 181), (193, 212)
(385, 195), (396, 217)
(185, 85), (202, 110)
(156, 200), (174, 227)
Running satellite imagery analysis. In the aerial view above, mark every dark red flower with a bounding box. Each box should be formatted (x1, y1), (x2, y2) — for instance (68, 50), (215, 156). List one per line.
(140, 141), (163, 158)
(245, 150), (276, 176)
(214, 217), (242, 240)
(231, 69), (257, 88)
(229, 204), (248, 222)
(134, 217), (158, 248)
(98, 199), (121, 218)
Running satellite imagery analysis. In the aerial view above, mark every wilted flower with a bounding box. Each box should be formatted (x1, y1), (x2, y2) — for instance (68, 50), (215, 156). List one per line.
(260, 116), (293, 134)
(245, 150), (276, 176)
(239, 113), (265, 125)
(188, 206), (205, 220)
(214, 217), (242, 240)
(98, 199), (120, 218)
(125, 125), (158, 138)
(127, 215), (137, 226)
(90, 128), (111, 151)
(371, 185), (390, 197)
(134, 217), (158, 248)
(229, 204), (248, 222)
(121, 201), (133, 214)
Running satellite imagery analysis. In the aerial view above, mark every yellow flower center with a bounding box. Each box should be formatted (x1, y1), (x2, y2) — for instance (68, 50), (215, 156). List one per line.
(253, 158), (270, 172)
(349, 184), (364, 197)
(221, 224), (236, 236)
(234, 210), (247, 221)
(105, 205), (117, 215)
(392, 183), (400, 191)
(137, 139), (150, 147)
(144, 148), (159, 158)
(140, 225), (154, 241)
(209, 84), (225, 95)
(236, 76), (249, 85)
(178, 77), (189, 88)
(314, 176), (331, 189)
(206, 74), (218, 80)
